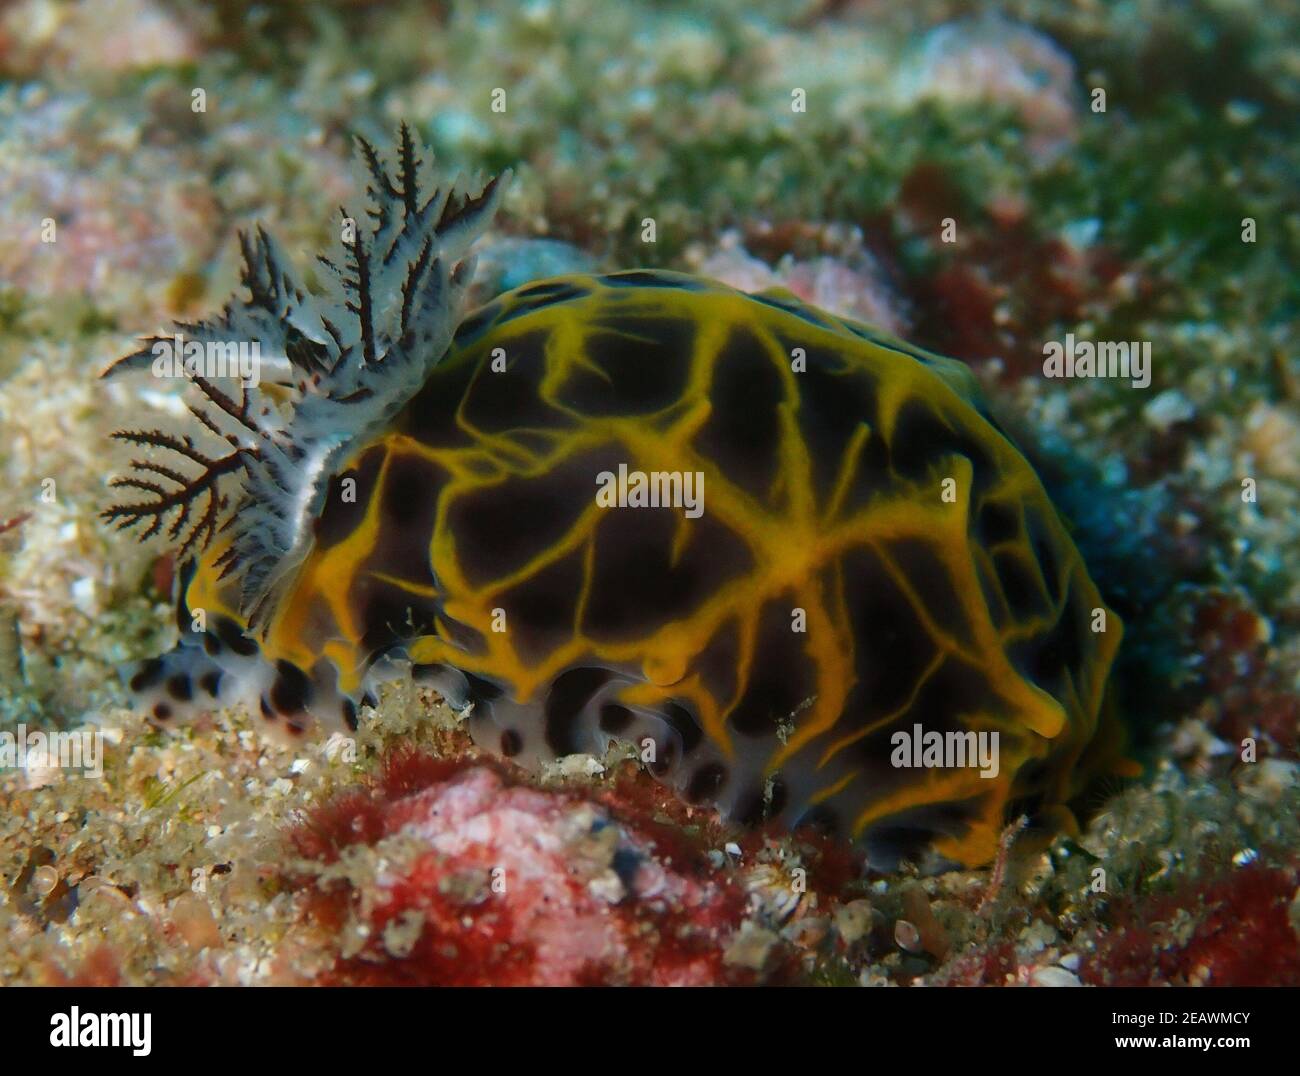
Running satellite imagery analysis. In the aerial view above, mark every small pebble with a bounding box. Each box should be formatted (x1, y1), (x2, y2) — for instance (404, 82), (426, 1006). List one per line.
(1030, 964), (1082, 987)
(1019, 918), (1058, 953)
(1142, 389), (1194, 432)
(723, 923), (778, 970)
(170, 893), (222, 950)
(894, 919), (922, 953)
(834, 899), (874, 945)
(31, 865), (59, 897)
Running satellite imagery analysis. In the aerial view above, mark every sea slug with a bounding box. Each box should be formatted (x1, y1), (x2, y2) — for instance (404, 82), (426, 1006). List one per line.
(103, 127), (1129, 870)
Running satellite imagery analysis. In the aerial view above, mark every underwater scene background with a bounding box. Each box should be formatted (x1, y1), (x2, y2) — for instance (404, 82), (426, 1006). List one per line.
(0, 0), (1297, 987)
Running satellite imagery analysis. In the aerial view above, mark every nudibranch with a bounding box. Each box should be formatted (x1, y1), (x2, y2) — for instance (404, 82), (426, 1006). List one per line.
(104, 126), (1128, 870)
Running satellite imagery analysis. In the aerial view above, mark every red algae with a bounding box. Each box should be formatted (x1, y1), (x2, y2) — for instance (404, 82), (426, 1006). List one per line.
(891, 162), (1144, 381)
(283, 750), (784, 985)
(1181, 592), (1299, 762)
(1082, 861), (1300, 986)
(39, 944), (123, 987)
(928, 939), (1019, 987)
(286, 789), (388, 864)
